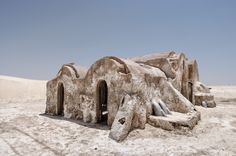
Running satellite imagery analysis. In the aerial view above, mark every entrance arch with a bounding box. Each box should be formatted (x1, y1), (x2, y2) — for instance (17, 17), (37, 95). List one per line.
(188, 82), (193, 103)
(57, 83), (64, 116)
(96, 80), (108, 124)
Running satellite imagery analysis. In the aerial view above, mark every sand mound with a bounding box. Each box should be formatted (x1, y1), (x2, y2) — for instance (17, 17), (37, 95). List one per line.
(210, 86), (236, 102)
(0, 75), (47, 102)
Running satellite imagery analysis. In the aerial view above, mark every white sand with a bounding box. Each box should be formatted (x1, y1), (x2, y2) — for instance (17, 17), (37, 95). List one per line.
(210, 85), (236, 101)
(0, 75), (46, 102)
(0, 76), (236, 155)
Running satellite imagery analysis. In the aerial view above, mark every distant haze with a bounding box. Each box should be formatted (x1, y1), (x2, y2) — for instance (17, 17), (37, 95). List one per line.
(0, 0), (236, 85)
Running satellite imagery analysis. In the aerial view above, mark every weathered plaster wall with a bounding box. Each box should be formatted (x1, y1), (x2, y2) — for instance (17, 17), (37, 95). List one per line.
(46, 52), (215, 141)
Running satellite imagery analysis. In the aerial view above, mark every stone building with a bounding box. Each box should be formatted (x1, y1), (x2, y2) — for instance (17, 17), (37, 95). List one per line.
(45, 51), (215, 141)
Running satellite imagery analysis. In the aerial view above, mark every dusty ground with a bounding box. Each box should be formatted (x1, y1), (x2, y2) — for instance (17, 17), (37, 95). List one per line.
(0, 76), (236, 155)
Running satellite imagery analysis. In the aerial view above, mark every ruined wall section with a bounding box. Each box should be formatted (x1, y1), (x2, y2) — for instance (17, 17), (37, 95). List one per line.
(108, 60), (199, 141)
(131, 52), (214, 107)
(131, 52), (191, 101)
(120, 59), (196, 129)
(159, 80), (195, 113)
(120, 59), (167, 129)
(167, 53), (186, 92)
(181, 59), (190, 99)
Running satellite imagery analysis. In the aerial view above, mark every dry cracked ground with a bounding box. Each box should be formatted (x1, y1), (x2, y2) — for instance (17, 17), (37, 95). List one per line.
(1, 87), (236, 156)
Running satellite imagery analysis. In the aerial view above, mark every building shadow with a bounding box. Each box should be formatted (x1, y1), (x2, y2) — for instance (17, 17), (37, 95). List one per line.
(39, 113), (110, 131)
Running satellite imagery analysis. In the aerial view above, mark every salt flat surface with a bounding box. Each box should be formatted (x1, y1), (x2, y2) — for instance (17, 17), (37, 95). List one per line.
(0, 76), (236, 155)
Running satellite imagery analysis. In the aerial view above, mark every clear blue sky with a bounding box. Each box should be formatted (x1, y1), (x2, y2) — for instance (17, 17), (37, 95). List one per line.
(0, 0), (235, 85)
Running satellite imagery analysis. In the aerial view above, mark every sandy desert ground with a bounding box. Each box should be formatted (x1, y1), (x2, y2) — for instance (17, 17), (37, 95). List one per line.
(0, 75), (236, 156)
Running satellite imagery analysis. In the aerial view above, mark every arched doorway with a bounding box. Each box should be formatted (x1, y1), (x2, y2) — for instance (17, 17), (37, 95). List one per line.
(188, 82), (193, 103)
(57, 83), (64, 116)
(96, 80), (108, 124)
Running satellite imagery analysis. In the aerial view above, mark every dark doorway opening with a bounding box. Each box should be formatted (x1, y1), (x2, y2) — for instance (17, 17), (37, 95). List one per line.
(188, 82), (193, 103)
(97, 80), (108, 124)
(57, 83), (64, 116)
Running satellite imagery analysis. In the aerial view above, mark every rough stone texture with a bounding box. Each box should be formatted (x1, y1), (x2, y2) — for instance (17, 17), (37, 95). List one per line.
(45, 51), (215, 141)
(109, 94), (137, 141)
(147, 111), (201, 130)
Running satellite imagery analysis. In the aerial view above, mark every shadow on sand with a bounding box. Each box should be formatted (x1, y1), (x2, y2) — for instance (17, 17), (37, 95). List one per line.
(39, 113), (110, 131)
